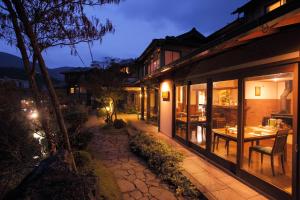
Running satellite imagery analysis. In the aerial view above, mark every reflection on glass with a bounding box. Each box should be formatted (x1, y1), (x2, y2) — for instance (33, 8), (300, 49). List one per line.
(188, 84), (207, 148)
(149, 88), (158, 123)
(243, 72), (293, 194)
(212, 80), (238, 163)
(175, 85), (187, 139)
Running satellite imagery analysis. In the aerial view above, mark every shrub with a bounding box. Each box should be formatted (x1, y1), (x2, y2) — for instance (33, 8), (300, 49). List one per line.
(129, 132), (206, 200)
(74, 150), (92, 168)
(63, 105), (88, 130)
(113, 119), (127, 129)
(72, 131), (94, 150)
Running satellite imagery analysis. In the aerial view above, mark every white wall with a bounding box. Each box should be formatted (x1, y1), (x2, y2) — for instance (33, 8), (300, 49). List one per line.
(245, 81), (278, 99)
(160, 80), (173, 137)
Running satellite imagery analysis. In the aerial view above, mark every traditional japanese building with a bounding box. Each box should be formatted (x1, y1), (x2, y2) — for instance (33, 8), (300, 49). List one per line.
(137, 0), (300, 199)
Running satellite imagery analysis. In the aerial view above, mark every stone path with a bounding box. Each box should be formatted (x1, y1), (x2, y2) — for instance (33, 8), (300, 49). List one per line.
(88, 118), (178, 200)
(119, 114), (269, 200)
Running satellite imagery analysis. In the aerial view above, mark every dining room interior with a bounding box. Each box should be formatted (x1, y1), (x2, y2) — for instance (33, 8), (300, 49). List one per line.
(174, 70), (294, 195)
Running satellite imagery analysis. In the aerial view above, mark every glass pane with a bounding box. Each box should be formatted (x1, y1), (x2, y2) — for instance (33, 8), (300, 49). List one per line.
(188, 83), (207, 148)
(149, 88), (158, 123)
(242, 72), (293, 194)
(212, 80), (238, 163)
(175, 85), (187, 139)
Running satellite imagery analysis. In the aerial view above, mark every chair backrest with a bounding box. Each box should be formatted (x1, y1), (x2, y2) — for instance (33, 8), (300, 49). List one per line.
(272, 129), (289, 155)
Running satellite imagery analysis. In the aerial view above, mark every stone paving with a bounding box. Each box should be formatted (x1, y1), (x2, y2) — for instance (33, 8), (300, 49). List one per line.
(88, 117), (178, 200)
(119, 114), (270, 200)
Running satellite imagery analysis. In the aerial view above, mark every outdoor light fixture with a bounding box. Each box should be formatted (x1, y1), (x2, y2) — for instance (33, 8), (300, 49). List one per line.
(161, 82), (170, 101)
(29, 110), (39, 119)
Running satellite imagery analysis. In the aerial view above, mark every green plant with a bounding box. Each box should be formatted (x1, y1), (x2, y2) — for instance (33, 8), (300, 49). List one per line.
(74, 151), (92, 169)
(129, 132), (206, 200)
(113, 119), (127, 129)
(72, 131), (94, 150)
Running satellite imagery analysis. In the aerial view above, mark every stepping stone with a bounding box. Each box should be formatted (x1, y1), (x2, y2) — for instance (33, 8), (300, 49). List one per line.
(130, 190), (143, 199)
(134, 179), (148, 193)
(117, 179), (136, 192)
(149, 187), (176, 200)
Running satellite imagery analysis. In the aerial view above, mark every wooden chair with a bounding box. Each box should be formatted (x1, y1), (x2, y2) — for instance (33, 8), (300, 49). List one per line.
(248, 129), (289, 176)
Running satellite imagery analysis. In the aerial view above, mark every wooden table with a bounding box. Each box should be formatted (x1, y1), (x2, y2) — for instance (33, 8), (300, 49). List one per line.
(212, 126), (277, 154)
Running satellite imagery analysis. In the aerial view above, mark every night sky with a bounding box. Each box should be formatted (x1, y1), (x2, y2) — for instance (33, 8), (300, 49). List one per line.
(0, 0), (248, 68)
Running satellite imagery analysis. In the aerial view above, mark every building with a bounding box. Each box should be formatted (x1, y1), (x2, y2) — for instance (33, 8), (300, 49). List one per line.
(137, 0), (300, 199)
(137, 27), (206, 123)
(61, 63), (141, 112)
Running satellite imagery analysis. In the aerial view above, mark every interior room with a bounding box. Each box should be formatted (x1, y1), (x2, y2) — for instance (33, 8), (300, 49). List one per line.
(242, 72), (293, 194)
(149, 88), (159, 123)
(188, 83), (207, 148)
(211, 80), (238, 163)
(175, 85), (188, 139)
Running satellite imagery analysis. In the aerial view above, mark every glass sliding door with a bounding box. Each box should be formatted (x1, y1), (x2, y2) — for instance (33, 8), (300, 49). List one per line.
(149, 88), (159, 123)
(188, 83), (207, 148)
(175, 85), (188, 139)
(242, 72), (294, 194)
(211, 80), (238, 163)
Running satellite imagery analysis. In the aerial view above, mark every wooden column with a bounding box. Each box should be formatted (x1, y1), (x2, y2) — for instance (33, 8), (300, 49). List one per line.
(206, 79), (213, 152)
(141, 86), (145, 120)
(146, 87), (151, 121)
(237, 78), (245, 170)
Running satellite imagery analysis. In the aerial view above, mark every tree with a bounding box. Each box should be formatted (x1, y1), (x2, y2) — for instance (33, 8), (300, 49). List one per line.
(0, 81), (41, 198)
(85, 64), (127, 124)
(0, 0), (120, 172)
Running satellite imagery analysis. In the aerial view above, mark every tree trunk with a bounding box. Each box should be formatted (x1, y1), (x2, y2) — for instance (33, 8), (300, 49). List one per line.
(3, 0), (55, 154)
(11, 0), (77, 172)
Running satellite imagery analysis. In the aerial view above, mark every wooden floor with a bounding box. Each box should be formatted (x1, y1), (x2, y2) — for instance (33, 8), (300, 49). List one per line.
(176, 127), (292, 194)
(213, 139), (292, 194)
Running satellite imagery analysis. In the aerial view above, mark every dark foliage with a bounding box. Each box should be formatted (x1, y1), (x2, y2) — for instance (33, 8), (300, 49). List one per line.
(73, 130), (94, 150)
(0, 83), (41, 198)
(3, 150), (98, 200)
(113, 119), (127, 129)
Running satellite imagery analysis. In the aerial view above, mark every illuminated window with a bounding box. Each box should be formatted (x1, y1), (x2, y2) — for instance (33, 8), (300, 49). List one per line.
(165, 51), (180, 65)
(70, 87), (75, 94)
(266, 0), (286, 13)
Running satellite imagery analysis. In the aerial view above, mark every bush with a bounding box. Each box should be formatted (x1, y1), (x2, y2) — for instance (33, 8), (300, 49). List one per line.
(74, 151), (92, 169)
(63, 105), (88, 130)
(129, 132), (206, 200)
(113, 119), (127, 129)
(72, 131), (94, 150)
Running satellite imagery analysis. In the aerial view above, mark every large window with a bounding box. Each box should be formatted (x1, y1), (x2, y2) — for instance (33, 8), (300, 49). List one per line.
(212, 80), (238, 163)
(188, 83), (207, 148)
(165, 51), (180, 65)
(266, 0), (286, 13)
(149, 88), (159, 123)
(242, 72), (293, 194)
(175, 85), (187, 139)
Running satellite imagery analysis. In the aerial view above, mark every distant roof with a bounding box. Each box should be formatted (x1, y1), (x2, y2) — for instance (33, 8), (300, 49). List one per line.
(60, 67), (92, 74)
(138, 27), (206, 61)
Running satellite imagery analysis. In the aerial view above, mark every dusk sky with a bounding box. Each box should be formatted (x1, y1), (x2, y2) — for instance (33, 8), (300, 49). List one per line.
(0, 0), (248, 68)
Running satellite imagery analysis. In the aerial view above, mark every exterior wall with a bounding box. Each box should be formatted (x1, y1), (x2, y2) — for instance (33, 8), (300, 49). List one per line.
(159, 79), (173, 137)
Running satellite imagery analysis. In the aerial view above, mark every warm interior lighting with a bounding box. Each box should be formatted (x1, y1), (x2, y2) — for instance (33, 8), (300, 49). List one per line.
(29, 110), (39, 119)
(161, 67), (171, 73)
(161, 82), (169, 92)
(266, 0), (286, 13)
(70, 87), (75, 94)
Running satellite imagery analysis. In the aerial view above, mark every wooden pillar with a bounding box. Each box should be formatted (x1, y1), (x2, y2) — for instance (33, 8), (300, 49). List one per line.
(141, 86), (145, 120)
(186, 82), (191, 144)
(237, 78), (245, 169)
(146, 87), (151, 121)
(206, 79), (213, 152)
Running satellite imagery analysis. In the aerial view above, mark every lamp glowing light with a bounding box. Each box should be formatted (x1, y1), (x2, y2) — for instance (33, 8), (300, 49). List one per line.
(29, 110), (39, 119)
